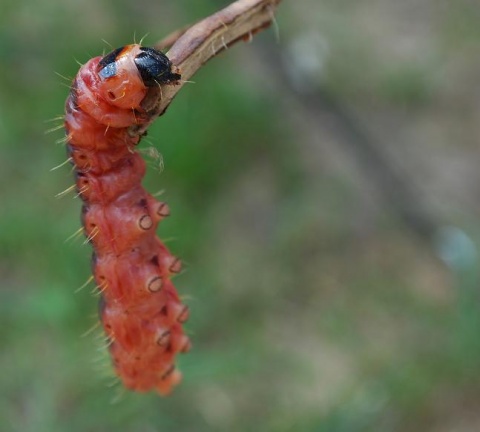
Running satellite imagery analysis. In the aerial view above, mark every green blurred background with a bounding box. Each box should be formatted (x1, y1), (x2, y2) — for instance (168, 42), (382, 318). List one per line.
(2, 0), (480, 430)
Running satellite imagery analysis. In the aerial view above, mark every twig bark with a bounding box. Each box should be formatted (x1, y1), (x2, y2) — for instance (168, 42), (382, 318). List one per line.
(130, 0), (281, 137)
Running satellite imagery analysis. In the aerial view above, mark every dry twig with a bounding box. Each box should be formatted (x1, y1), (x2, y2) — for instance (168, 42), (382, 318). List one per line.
(129, 0), (281, 136)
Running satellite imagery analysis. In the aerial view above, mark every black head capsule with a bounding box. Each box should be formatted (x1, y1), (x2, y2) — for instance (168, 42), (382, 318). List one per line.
(134, 47), (181, 87)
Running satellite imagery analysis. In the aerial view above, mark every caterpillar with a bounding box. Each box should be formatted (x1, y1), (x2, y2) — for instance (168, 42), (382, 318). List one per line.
(64, 44), (190, 395)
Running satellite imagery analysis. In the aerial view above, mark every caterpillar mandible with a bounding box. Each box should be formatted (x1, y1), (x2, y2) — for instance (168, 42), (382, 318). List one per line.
(64, 44), (190, 395)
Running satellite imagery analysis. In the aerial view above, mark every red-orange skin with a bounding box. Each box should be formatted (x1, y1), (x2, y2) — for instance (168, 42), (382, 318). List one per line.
(64, 45), (189, 395)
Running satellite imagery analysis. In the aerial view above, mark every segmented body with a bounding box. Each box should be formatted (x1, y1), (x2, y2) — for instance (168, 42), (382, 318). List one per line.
(64, 44), (190, 395)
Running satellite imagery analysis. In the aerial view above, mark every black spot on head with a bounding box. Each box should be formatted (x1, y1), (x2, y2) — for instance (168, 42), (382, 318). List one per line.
(134, 46), (181, 87)
(98, 46), (124, 79)
(99, 47), (124, 68)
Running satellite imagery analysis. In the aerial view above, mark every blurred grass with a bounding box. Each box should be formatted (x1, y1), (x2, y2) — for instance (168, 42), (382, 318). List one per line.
(1, 0), (480, 431)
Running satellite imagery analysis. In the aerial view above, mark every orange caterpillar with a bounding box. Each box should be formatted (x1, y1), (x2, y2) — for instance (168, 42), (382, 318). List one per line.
(64, 45), (190, 395)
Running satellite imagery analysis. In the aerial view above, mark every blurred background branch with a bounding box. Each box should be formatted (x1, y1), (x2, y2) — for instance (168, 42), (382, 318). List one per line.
(254, 36), (441, 243)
